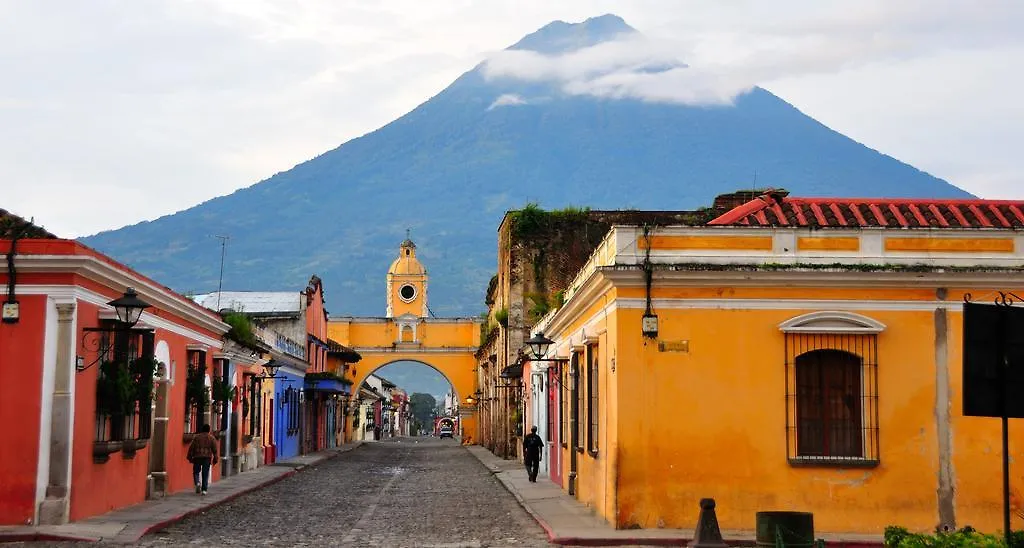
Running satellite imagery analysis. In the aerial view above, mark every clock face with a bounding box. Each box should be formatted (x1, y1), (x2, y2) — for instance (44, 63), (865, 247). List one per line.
(399, 284), (417, 302)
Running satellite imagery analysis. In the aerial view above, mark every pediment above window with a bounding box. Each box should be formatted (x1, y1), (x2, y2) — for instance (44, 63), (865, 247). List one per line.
(778, 311), (886, 334)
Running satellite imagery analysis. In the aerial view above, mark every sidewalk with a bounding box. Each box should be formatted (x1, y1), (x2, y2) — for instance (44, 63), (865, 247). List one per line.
(0, 443), (363, 544)
(467, 446), (884, 547)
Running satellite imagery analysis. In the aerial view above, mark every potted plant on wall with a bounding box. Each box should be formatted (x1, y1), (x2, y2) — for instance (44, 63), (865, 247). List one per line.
(122, 355), (158, 456)
(183, 364), (209, 441)
(94, 359), (134, 462)
(211, 377), (235, 435)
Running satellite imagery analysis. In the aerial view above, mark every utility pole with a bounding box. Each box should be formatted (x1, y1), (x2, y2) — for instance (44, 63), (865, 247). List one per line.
(213, 235), (230, 311)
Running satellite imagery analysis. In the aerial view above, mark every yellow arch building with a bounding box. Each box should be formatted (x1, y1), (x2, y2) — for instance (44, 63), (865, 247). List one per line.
(328, 238), (483, 440)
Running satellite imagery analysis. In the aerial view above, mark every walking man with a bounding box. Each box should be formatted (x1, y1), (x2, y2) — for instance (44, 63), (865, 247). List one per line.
(187, 424), (219, 495)
(523, 425), (544, 483)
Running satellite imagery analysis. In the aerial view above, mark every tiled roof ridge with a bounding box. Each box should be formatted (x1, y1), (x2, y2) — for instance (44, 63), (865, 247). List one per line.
(708, 191), (1024, 229)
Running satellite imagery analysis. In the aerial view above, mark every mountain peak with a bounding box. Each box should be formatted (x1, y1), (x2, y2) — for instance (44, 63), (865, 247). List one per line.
(508, 14), (637, 54)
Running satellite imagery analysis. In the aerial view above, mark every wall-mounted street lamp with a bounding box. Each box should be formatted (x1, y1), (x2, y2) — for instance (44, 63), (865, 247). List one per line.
(464, 390), (482, 406)
(76, 287), (152, 373)
(261, 360), (282, 379)
(522, 331), (569, 392)
(107, 287), (151, 327)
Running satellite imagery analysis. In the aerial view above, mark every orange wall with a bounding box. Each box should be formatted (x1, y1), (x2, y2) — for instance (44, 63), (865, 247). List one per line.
(0, 294), (46, 525)
(606, 293), (1024, 534)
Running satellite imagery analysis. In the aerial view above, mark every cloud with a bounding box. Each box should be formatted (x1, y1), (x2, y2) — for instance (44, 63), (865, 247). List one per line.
(487, 94), (529, 110)
(481, 0), (1024, 106)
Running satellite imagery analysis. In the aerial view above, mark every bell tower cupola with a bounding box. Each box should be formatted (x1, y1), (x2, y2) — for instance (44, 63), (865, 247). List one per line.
(386, 231), (428, 319)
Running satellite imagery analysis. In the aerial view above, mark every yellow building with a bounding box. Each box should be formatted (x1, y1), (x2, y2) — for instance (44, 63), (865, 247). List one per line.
(328, 237), (482, 441)
(525, 191), (1024, 536)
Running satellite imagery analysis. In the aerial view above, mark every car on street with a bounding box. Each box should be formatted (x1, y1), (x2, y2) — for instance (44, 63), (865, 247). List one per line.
(439, 426), (454, 439)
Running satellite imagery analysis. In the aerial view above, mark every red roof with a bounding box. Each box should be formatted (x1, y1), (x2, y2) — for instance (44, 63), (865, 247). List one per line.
(708, 191), (1024, 229)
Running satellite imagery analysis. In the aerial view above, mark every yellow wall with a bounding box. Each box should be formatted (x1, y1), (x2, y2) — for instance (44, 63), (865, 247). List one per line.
(328, 318), (481, 439)
(553, 283), (1024, 535)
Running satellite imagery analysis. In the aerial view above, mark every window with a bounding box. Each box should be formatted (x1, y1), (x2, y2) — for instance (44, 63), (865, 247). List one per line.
(587, 344), (599, 455)
(561, 354), (575, 447)
(785, 331), (879, 466)
(571, 352), (582, 452)
(546, 369), (555, 443)
(185, 349), (207, 434)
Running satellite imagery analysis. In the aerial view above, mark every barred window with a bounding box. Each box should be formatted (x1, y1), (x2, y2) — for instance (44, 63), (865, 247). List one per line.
(561, 355), (574, 447)
(546, 369), (555, 443)
(571, 352), (582, 452)
(587, 344), (599, 455)
(785, 332), (879, 466)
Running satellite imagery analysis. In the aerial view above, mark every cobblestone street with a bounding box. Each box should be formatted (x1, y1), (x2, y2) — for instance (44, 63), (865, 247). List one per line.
(134, 439), (549, 547)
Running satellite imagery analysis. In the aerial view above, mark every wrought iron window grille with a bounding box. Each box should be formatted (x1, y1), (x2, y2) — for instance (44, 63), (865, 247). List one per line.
(784, 332), (880, 467)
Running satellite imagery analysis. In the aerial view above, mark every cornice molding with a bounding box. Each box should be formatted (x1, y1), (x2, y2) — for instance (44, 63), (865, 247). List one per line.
(10, 254), (228, 336)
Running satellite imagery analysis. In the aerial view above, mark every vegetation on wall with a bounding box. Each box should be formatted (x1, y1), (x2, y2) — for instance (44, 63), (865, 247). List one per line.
(129, 356), (158, 406)
(525, 292), (550, 323)
(96, 360), (134, 417)
(485, 274), (498, 305)
(211, 377), (236, 403)
(96, 355), (157, 417)
(509, 203), (591, 242)
(222, 311), (260, 348)
(185, 363), (209, 414)
(494, 307), (509, 327)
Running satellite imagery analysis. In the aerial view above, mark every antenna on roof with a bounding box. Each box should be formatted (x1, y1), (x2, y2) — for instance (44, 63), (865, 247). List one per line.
(213, 235), (230, 311)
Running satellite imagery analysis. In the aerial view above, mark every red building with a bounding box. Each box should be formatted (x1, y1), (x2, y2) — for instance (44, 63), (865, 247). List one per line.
(0, 211), (229, 525)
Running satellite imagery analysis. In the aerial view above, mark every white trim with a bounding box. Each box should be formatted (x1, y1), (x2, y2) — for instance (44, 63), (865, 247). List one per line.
(34, 298), (59, 520)
(3, 285), (224, 348)
(614, 297), (966, 312)
(187, 343), (211, 352)
(398, 283), (417, 303)
(349, 347), (479, 354)
(778, 311), (886, 334)
(5, 254), (229, 336)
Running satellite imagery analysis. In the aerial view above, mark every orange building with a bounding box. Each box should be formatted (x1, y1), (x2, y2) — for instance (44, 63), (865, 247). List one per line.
(0, 213), (228, 525)
(522, 192), (1024, 537)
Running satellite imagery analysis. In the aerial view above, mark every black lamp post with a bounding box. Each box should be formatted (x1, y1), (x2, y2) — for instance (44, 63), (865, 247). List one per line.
(76, 288), (152, 373)
(261, 360), (281, 379)
(524, 332), (553, 360)
(108, 287), (151, 328)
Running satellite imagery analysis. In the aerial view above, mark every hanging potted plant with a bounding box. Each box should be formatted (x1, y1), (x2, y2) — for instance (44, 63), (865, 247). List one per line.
(183, 365), (209, 441)
(94, 359), (133, 462)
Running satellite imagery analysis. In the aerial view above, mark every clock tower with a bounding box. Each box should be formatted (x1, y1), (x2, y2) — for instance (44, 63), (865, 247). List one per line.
(386, 235), (428, 321)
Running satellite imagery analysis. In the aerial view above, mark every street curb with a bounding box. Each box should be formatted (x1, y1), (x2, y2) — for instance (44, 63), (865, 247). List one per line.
(133, 446), (358, 543)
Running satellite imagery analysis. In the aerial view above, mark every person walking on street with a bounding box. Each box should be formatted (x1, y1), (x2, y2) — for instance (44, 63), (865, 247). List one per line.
(187, 424), (219, 495)
(523, 425), (544, 482)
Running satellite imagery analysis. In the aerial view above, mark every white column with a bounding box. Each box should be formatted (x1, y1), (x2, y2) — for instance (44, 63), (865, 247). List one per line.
(37, 300), (76, 525)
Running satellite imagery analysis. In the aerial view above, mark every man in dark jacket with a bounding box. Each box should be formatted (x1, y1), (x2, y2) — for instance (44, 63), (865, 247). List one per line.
(187, 424), (219, 495)
(523, 426), (544, 482)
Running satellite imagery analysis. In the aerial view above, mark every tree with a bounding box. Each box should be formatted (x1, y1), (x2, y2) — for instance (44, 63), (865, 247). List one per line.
(409, 393), (437, 430)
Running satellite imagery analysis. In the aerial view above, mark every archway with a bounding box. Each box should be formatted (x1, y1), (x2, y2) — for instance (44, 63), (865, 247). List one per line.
(328, 318), (481, 443)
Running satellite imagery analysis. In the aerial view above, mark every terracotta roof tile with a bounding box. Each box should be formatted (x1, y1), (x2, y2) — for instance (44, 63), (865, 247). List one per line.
(708, 192), (1024, 229)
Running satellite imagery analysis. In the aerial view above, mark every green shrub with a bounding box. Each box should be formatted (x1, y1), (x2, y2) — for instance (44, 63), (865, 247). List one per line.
(494, 307), (509, 327)
(884, 525), (1014, 547)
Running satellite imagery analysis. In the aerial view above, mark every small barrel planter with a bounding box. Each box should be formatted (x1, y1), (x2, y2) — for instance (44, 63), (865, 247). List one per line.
(755, 511), (814, 547)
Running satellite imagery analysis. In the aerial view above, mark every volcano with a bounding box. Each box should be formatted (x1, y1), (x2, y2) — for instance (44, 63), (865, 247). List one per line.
(81, 14), (971, 316)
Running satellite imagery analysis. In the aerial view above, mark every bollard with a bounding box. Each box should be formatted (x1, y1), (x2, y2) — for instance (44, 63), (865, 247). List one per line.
(688, 498), (728, 548)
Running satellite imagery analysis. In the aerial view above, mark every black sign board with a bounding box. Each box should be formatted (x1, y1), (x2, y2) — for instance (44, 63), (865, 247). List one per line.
(963, 302), (1024, 418)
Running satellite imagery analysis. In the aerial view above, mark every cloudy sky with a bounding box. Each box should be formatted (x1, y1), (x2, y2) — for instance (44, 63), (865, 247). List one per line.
(3, 0), (1022, 238)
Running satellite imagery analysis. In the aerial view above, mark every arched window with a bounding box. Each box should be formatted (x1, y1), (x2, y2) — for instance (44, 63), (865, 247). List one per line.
(401, 325), (414, 343)
(781, 311), (881, 466)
